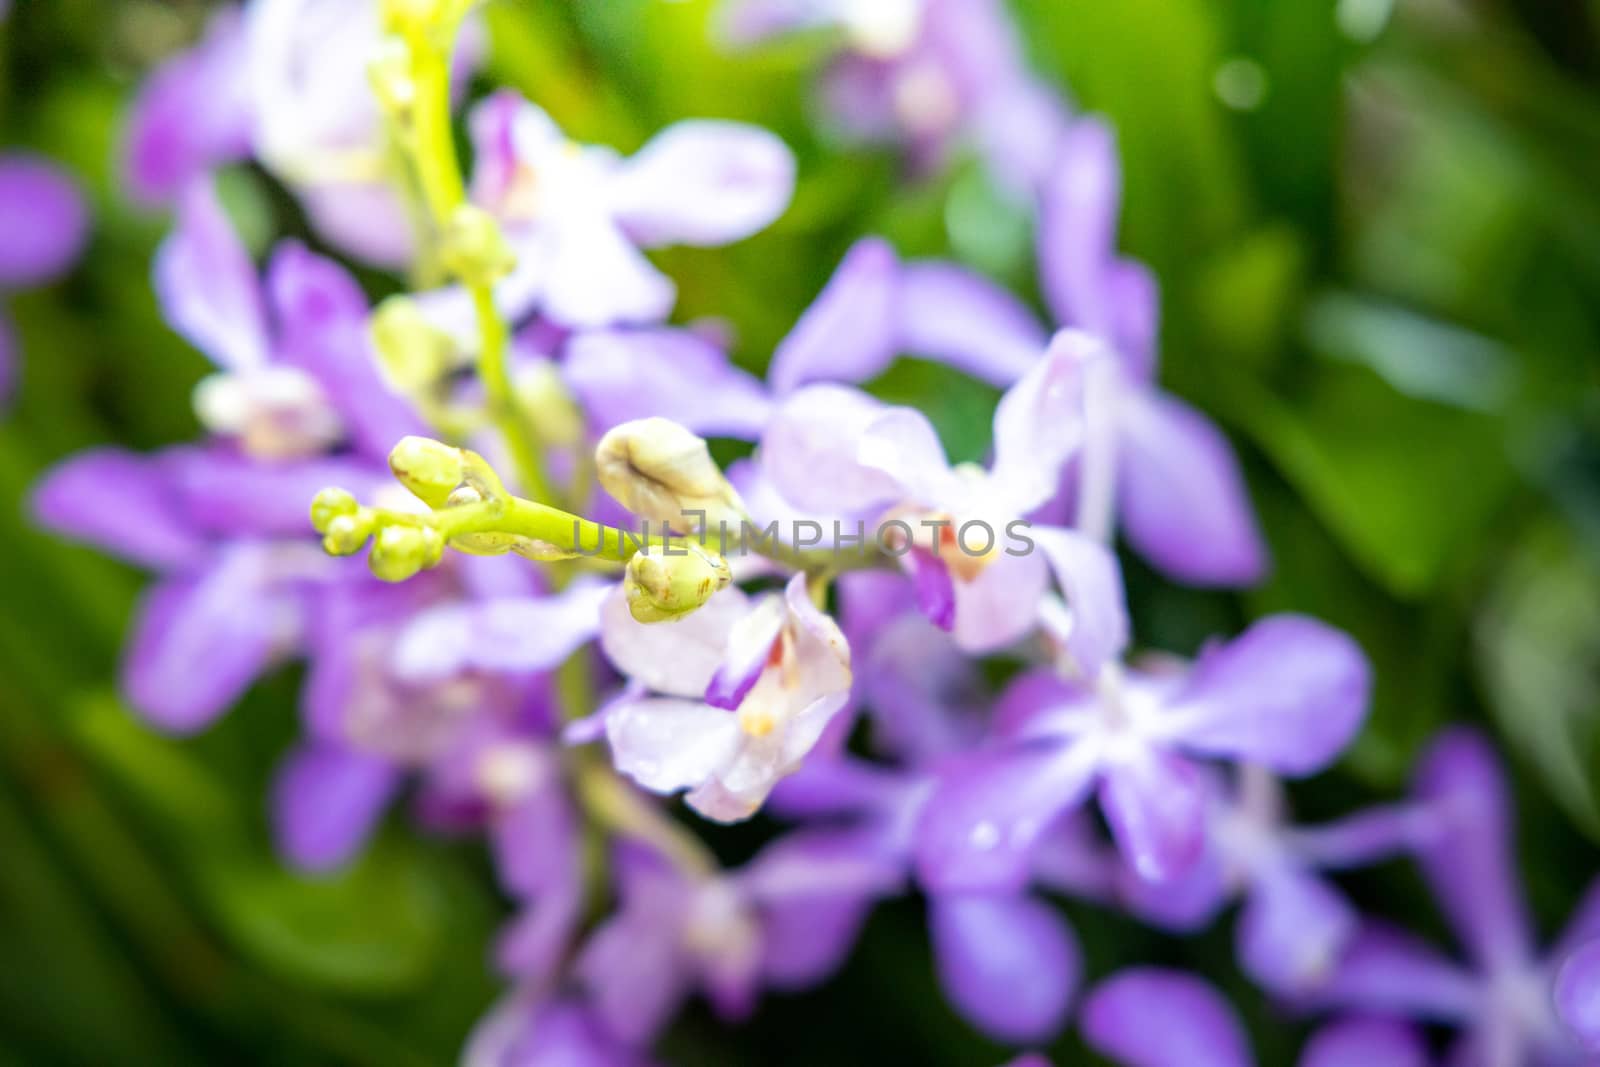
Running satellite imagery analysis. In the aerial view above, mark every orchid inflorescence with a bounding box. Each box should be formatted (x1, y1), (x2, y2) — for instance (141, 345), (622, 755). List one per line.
(23, 0), (1600, 1064)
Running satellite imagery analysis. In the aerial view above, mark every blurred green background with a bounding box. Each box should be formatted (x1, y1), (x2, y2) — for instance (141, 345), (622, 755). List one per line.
(1, 0), (1598, 1063)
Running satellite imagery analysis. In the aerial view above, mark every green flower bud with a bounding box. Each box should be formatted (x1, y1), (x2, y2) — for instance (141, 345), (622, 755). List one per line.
(371, 296), (457, 393)
(595, 418), (746, 536)
(517, 360), (584, 449)
(388, 435), (466, 508)
(368, 524), (444, 582)
(440, 204), (515, 286)
(322, 512), (375, 556)
(310, 487), (361, 534)
(624, 542), (732, 623)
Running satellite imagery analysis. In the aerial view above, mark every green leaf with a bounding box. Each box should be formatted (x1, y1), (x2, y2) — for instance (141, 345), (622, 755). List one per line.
(197, 840), (447, 996)
(1238, 362), (1517, 597)
(1476, 520), (1600, 839)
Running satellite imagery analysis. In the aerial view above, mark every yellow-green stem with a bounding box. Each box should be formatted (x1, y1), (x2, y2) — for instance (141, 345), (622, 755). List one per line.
(406, 18), (551, 503)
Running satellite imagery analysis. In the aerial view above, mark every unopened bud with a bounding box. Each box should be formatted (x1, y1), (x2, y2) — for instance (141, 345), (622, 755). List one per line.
(595, 418), (745, 534)
(369, 524), (444, 582)
(371, 296), (457, 392)
(517, 360), (583, 448)
(323, 512), (374, 555)
(624, 542), (732, 623)
(440, 204), (515, 285)
(388, 435), (466, 508)
(310, 487), (360, 534)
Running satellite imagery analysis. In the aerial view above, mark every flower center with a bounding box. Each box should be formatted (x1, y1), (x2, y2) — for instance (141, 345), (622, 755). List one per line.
(193, 366), (343, 460)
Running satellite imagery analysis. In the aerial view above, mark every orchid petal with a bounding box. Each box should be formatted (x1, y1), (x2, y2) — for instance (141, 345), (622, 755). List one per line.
(1118, 390), (1267, 586)
(564, 327), (773, 440)
(0, 154), (88, 288)
(610, 120), (794, 247)
(1410, 728), (1534, 973)
(1099, 748), (1208, 884)
(1164, 615), (1370, 776)
(1032, 524), (1129, 675)
(599, 583), (749, 698)
(916, 740), (1099, 893)
(1299, 1019), (1430, 1067)
(768, 238), (900, 394)
(604, 697), (742, 796)
(271, 743), (398, 872)
(153, 178), (269, 370)
(122, 548), (299, 733)
(896, 260), (1046, 386)
(1081, 968), (1254, 1067)
(266, 241), (423, 457)
(31, 448), (202, 569)
(929, 893), (1079, 1042)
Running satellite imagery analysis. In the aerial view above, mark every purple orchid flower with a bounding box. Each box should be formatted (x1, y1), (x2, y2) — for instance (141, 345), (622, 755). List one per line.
(757, 572), (1106, 1042)
(574, 833), (901, 1048)
(30, 175), (422, 733)
(596, 571), (852, 822)
(0, 153), (90, 402)
(155, 176), (424, 461)
(419, 90), (794, 336)
(716, 0), (1068, 194)
(1115, 765), (1426, 997)
(915, 613), (1369, 893)
(902, 117), (1268, 586)
(753, 329), (1127, 664)
(1082, 968), (1429, 1067)
(1314, 729), (1598, 1065)
(32, 444), (379, 732)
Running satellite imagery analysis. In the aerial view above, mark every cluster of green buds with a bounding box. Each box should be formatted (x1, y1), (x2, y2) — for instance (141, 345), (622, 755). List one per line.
(309, 421), (754, 621)
(310, 435), (585, 583)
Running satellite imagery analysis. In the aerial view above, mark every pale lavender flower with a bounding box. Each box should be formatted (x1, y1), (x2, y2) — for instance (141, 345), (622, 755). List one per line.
(0, 153), (89, 401)
(421, 91), (794, 335)
(915, 615), (1369, 892)
(597, 571), (851, 822)
(716, 0), (1068, 193)
(757, 329), (1126, 664)
(1314, 729), (1598, 1065)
